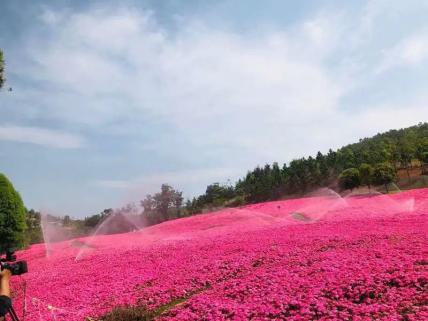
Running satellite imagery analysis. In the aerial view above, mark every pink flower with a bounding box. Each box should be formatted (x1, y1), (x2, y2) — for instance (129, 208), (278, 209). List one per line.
(9, 188), (428, 320)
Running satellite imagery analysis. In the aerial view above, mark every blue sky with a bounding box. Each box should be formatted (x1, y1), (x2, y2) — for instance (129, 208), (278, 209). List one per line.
(0, 0), (427, 217)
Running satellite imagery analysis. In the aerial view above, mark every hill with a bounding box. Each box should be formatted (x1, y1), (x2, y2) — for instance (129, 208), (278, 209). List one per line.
(187, 123), (428, 214)
(10, 188), (428, 320)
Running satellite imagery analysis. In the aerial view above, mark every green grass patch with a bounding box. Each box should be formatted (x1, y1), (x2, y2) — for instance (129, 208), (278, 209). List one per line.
(97, 285), (211, 321)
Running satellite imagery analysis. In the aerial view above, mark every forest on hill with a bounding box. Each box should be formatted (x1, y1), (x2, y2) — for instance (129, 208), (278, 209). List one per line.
(186, 122), (428, 213)
(10, 122), (428, 245)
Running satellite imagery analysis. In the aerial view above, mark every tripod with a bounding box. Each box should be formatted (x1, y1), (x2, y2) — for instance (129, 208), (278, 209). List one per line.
(7, 305), (19, 321)
(6, 304), (20, 321)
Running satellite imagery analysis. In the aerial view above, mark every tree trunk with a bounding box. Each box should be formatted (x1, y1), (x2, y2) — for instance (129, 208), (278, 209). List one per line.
(385, 183), (389, 193)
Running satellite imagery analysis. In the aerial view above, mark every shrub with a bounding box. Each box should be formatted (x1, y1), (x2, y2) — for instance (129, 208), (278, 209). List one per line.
(338, 168), (360, 191)
(0, 173), (27, 249)
(359, 163), (374, 190)
(372, 163), (396, 193)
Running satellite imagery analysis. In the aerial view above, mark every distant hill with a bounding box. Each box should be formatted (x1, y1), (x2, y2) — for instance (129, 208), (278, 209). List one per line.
(186, 123), (428, 213)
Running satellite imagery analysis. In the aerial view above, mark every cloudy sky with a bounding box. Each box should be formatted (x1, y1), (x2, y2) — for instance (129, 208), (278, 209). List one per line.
(0, 0), (427, 217)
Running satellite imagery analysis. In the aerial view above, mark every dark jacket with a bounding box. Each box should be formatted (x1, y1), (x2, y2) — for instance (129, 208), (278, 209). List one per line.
(0, 295), (11, 317)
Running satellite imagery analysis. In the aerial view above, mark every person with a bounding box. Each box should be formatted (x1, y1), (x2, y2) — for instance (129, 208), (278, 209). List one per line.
(0, 269), (12, 321)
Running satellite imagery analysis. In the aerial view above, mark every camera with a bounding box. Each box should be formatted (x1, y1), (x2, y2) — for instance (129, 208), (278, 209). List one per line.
(0, 249), (27, 276)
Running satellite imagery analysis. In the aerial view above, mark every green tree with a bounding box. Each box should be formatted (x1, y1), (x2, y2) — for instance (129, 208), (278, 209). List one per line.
(372, 163), (396, 193)
(399, 140), (415, 181)
(154, 184), (174, 220)
(205, 183), (226, 205)
(326, 149), (337, 169)
(84, 208), (112, 228)
(143, 184), (184, 222)
(359, 163), (374, 190)
(141, 194), (158, 224)
(336, 149), (356, 171)
(316, 151), (329, 183)
(26, 209), (43, 244)
(416, 137), (428, 164)
(422, 152), (428, 165)
(338, 168), (360, 191)
(0, 49), (5, 89)
(307, 156), (322, 186)
(173, 190), (183, 217)
(0, 173), (27, 249)
(288, 159), (310, 193)
(141, 195), (155, 212)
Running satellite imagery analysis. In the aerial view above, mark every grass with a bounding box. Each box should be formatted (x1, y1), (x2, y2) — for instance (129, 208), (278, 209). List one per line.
(98, 298), (188, 321)
(96, 306), (156, 321)
(97, 286), (211, 321)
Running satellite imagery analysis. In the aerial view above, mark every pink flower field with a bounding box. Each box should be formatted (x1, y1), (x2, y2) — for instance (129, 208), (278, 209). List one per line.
(10, 189), (428, 321)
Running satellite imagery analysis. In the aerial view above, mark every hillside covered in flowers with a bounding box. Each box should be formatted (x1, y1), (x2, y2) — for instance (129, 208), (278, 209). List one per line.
(10, 188), (428, 321)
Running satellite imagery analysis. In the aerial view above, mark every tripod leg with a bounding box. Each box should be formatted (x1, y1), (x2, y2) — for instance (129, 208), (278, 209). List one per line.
(7, 305), (20, 321)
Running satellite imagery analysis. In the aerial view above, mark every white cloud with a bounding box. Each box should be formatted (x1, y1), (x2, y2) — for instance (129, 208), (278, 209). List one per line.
(0, 125), (85, 149)
(354, 100), (428, 132)
(401, 35), (428, 64)
(377, 31), (428, 73)
(17, 6), (428, 142)
(20, 7), (346, 164)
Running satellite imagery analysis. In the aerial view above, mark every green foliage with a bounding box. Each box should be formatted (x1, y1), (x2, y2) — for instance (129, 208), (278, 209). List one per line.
(141, 185), (183, 224)
(372, 163), (396, 192)
(338, 168), (361, 191)
(204, 182), (235, 206)
(0, 173), (27, 249)
(84, 208), (113, 228)
(415, 137), (428, 163)
(0, 49), (4, 89)
(26, 209), (43, 244)
(422, 152), (428, 164)
(359, 163), (374, 189)
(185, 182), (237, 214)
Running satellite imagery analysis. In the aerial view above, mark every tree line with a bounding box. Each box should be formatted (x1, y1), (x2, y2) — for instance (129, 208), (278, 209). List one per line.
(186, 123), (428, 212)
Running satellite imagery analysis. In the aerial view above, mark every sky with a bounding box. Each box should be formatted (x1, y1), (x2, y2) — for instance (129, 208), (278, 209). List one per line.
(0, 0), (427, 217)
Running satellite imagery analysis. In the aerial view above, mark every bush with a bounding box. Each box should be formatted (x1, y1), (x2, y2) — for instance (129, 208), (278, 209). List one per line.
(372, 163), (396, 193)
(359, 163), (374, 189)
(0, 173), (27, 249)
(225, 195), (245, 207)
(338, 168), (361, 191)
